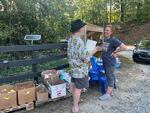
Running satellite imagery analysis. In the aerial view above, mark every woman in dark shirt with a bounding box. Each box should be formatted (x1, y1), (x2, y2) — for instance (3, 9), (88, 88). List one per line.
(99, 25), (127, 101)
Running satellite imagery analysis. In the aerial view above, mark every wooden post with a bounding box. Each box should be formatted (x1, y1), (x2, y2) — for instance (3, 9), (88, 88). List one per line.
(31, 50), (38, 83)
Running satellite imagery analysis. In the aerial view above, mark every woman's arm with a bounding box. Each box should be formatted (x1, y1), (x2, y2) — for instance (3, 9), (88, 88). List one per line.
(90, 47), (101, 55)
(111, 43), (127, 57)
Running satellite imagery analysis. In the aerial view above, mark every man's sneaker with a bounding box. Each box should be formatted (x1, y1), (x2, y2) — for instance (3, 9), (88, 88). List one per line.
(110, 91), (114, 96)
(115, 79), (118, 83)
(99, 94), (111, 101)
(114, 83), (117, 89)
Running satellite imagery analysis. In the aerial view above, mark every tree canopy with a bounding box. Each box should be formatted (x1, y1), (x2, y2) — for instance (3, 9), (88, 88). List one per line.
(0, 0), (150, 45)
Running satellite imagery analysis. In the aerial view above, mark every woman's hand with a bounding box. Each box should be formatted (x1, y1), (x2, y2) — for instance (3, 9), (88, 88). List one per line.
(96, 46), (102, 51)
(111, 43), (127, 57)
(111, 51), (118, 57)
(90, 46), (101, 55)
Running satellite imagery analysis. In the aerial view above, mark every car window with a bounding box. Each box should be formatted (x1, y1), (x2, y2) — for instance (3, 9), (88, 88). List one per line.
(139, 39), (150, 49)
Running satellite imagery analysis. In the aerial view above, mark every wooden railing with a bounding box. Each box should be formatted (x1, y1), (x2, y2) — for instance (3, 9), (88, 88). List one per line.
(0, 43), (68, 84)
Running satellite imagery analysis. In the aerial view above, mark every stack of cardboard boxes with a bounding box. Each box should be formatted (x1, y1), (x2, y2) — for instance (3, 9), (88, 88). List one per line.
(0, 69), (67, 110)
(0, 81), (35, 110)
(41, 69), (66, 99)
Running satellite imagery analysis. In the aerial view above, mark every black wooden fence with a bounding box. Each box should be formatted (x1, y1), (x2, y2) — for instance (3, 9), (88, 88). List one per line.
(0, 43), (69, 84)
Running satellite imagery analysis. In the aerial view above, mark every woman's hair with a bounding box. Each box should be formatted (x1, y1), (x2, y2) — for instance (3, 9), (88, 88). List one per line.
(105, 24), (115, 37)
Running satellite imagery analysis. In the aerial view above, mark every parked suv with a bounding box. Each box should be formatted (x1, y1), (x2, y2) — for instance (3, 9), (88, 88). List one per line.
(132, 39), (150, 64)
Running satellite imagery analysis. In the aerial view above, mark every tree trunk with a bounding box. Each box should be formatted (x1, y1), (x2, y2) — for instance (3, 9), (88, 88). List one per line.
(120, 0), (125, 22)
(109, 0), (112, 23)
(136, 2), (142, 22)
(105, 0), (108, 24)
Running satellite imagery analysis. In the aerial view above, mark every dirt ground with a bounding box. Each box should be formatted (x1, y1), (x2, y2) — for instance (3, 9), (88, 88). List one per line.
(17, 51), (150, 113)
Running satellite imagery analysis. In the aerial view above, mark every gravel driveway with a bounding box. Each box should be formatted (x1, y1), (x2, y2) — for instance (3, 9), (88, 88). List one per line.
(16, 50), (150, 113)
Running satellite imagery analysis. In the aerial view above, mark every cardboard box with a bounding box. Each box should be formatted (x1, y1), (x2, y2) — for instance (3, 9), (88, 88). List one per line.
(41, 69), (59, 84)
(0, 85), (17, 110)
(47, 80), (66, 99)
(15, 81), (35, 105)
(41, 70), (66, 99)
(36, 84), (48, 102)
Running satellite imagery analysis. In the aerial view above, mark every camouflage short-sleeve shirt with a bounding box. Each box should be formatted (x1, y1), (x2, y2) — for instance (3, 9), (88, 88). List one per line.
(67, 36), (91, 78)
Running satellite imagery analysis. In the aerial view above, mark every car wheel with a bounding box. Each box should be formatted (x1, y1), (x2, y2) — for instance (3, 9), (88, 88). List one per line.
(132, 54), (139, 63)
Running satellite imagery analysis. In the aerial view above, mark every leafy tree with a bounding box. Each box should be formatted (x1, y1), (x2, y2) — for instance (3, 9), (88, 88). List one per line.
(0, 0), (150, 45)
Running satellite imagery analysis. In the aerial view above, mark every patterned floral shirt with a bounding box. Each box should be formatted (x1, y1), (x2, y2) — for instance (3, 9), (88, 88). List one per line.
(67, 36), (91, 78)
